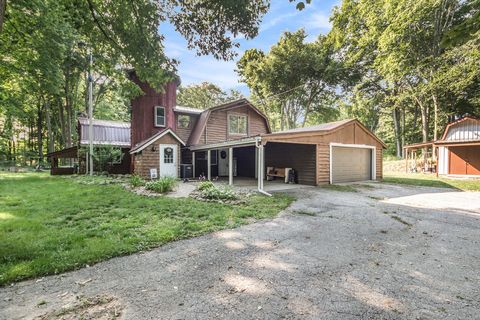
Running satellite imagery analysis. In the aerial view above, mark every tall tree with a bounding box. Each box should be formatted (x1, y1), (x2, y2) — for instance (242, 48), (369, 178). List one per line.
(237, 30), (343, 130)
(177, 82), (243, 109)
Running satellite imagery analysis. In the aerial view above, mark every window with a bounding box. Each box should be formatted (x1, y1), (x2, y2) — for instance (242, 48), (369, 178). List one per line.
(164, 147), (174, 164)
(229, 114), (247, 135)
(177, 115), (191, 129)
(155, 106), (165, 127)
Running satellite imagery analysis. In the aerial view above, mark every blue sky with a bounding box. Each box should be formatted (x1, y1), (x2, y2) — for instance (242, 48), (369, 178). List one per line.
(162, 0), (340, 96)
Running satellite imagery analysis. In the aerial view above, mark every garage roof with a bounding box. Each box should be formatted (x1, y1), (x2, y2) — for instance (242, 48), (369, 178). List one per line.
(264, 119), (386, 148)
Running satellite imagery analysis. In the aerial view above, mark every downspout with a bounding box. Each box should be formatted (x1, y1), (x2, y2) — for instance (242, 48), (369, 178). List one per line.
(255, 137), (272, 196)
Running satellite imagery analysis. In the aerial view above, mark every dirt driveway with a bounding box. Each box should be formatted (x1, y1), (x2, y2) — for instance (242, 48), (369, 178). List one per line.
(1, 183), (479, 319)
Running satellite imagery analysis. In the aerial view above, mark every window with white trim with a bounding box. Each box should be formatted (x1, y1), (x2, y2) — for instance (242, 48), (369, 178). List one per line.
(155, 106), (165, 127)
(228, 114), (247, 135)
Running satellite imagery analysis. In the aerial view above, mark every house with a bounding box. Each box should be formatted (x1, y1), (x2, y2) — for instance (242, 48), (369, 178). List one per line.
(127, 75), (385, 188)
(48, 74), (386, 191)
(404, 116), (480, 176)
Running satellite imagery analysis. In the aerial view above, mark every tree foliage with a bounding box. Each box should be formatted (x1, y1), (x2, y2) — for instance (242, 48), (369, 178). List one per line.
(237, 30), (343, 131)
(0, 0), (271, 166)
(177, 82), (243, 109)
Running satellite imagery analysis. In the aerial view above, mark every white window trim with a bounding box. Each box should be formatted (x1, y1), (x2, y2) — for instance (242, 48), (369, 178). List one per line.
(155, 106), (166, 127)
(228, 113), (248, 136)
(329, 143), (377, 184)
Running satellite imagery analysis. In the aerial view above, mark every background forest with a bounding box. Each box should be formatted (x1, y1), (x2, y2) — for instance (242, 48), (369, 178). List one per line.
(0, 0), (479, 167)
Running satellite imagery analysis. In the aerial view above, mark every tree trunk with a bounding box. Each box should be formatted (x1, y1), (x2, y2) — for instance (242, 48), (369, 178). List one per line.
(0, 0), (6, 33)
(37, 103), (43, 164)
(419, 100), (429, 172)
(392, 107), (402, 158)
(59, 102), (67, 147)
(431, 92), (439, 160)
(45, 100), (54, 153)
(412, 106), (419, 132)
(65, 86), (73, 147)
(401, 107), (406, 157)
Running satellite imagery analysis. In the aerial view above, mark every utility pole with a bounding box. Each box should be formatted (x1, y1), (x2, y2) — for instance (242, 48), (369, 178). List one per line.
(88, 48), (94, 176)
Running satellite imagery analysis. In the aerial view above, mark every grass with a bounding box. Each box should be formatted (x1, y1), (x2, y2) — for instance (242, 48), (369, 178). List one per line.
(383, 172), (480, 191)
(0, 172), (294, 285)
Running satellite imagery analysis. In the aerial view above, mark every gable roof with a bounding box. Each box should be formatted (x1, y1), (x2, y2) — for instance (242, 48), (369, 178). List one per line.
(263, 119), (387, 148)
(78, 118), (130, 147)
(130, 128), (185, 154)
(187, 98), (271, 146)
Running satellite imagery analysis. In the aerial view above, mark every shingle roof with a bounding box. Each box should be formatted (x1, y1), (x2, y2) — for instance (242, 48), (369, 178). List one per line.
(78, 118), (131, 147)
(269, 119), (353, 135)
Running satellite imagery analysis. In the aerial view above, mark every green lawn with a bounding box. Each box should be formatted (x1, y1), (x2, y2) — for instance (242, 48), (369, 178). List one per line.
(383, 172), (480, 191)
(0, 173), (293, 285)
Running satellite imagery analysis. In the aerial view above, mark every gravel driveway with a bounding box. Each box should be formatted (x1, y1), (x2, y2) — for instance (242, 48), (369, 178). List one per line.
(1, 183), (479, 319)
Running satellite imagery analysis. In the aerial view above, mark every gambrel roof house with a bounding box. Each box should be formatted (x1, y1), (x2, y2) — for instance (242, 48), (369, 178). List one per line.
(48, 73), (386, 192)
(127, 73), (385, 191)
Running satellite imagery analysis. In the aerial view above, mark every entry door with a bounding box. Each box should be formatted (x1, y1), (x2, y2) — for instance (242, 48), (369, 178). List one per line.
(218, 149), (229, 176)
(159, 144), (177, 177)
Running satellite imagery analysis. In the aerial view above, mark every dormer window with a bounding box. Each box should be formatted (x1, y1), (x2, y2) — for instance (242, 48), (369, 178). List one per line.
(155, 106), (165, 127)
(229, 114), (248, 135)
(177, 115), (191, 129)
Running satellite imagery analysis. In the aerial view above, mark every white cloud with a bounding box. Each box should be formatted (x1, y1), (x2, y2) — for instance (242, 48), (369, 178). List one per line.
(177, 56), (246, 90)
(305, 12), (332, 31)
(260, 11), (300, 33)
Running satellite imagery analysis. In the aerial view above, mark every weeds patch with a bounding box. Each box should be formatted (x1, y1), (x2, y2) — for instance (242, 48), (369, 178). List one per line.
(321, 184), (357, 192)
(390, 215), (413, 227)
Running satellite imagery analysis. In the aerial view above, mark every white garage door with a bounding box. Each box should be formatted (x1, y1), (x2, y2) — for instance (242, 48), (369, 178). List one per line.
(331, 146), (372, 183)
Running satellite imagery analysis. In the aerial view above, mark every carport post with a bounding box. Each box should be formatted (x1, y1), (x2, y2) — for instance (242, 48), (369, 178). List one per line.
(192, 152), (196, 178)
(207, 150), (211, 180)
(228, 147), (233, 185)
(258, 144), (264, 190)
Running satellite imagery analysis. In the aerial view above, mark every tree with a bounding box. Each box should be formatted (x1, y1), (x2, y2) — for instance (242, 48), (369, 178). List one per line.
(327, 0), (479, 159)
(177, 82), (243, 109)
(0, 0), (273, 166)
(237, 30), (343, 131)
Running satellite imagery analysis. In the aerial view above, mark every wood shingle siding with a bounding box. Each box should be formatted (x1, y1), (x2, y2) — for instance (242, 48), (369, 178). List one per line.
(133, 133), (180, 179)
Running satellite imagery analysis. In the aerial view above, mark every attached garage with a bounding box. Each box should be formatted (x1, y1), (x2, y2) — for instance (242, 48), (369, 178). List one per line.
(262, 119), (385, 185)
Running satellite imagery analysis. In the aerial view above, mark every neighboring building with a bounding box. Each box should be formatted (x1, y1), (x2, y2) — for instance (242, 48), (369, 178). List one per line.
(46, 118), (131, 175)
(48, 73), (386, 190)
(404, 116), (480, 176)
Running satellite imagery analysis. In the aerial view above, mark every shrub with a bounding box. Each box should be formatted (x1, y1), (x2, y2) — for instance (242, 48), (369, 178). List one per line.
(145, 176), (177, 193)
(197, 180), (215, 191)
(130, 174), (145, 187)
(200, 185), (238, 201)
